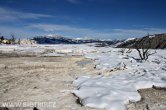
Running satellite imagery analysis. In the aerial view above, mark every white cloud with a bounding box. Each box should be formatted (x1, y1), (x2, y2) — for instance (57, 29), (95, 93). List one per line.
(28, 24), (93, 33)
(0, 7), (53, 22)
(0, 25), (49, 39)
(0, 23), (166, 39)
(28, 23), (166, 39)
(111, 28), (166, 39)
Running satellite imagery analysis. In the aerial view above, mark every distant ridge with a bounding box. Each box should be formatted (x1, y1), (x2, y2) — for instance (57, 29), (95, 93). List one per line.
(116, 33), (166, 49)
(32, 35), (116, 46)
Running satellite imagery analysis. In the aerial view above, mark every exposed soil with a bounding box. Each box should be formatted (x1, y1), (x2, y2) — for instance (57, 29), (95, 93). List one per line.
(127, 87), (166, 110)
(0, 55), (101, 110)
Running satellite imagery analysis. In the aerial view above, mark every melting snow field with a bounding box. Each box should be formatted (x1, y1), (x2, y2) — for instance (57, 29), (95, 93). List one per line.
(73, 47), (166, 110)
(0, 44), (166, 110)
(0, 44), (96, 56)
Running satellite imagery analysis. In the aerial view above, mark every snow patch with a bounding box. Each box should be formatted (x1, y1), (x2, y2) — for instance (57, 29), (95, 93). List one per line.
(73, 47), (166, 110)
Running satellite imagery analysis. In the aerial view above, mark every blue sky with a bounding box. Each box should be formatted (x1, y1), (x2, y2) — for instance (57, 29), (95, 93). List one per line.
(0, 0), (166, 39)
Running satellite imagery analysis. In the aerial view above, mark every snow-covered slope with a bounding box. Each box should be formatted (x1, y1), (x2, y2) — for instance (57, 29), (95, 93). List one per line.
(73, 47), (166, 110)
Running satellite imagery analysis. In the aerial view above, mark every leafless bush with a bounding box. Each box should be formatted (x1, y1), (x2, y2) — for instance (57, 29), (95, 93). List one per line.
(10, 33), (15, 43)
(135, 34), (156, 61)
(119, 48), (126, 55)
(126, 49), (132, 53)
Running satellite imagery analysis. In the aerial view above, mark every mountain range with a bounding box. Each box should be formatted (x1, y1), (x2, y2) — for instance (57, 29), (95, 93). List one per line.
(32, 35), (118, 47)
(31, 33), (166, 49)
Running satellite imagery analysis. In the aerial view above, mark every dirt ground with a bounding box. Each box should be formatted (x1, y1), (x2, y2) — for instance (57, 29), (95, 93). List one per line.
(127, 87), (166, 110)
(0, 55), (102, 110)
(0, 54), (166, 110)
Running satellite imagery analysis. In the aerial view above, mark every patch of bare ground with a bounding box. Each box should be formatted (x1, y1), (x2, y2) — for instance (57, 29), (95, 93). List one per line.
(127, 87), (166, 110)
(0, 55), (102, 110)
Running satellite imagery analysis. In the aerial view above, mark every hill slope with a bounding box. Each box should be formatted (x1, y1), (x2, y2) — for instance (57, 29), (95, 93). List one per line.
(116, 33), (166, 49)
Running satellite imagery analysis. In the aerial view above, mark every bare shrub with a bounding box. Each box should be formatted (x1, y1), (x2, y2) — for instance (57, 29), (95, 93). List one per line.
(119, 48), (126, 55)
(134, 34), (156, 61)
(126, 49), (132, 53)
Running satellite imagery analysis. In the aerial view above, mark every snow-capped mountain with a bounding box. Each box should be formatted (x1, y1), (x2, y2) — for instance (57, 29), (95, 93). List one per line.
(32, 35), (116, 46)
